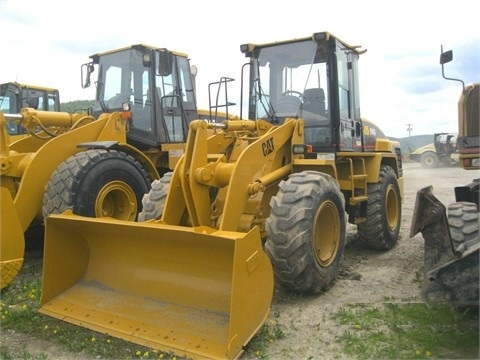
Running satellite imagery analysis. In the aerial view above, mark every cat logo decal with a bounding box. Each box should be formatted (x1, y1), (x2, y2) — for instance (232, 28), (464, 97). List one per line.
(262, 137), (274, 156)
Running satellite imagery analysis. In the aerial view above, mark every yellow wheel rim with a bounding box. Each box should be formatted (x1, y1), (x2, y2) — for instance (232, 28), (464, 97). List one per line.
(385, 184), (399, 231)
(314, 200), (340, 267)
(95, 181), (137, 220)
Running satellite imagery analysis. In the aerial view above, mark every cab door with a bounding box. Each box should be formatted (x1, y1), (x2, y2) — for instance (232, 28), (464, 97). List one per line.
(335, 42), (362, 152)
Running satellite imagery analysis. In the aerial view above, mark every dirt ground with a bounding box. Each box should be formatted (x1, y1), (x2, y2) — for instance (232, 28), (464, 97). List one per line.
(1, 161), (479, 359)
(243, 162), (480, 359)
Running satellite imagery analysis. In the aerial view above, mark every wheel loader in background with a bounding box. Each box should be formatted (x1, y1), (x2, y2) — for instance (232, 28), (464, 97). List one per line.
(39, 32), (404, 360)
(410, 47), (479, 307)
(0, 82), (61, 140)
(0, 44), (233, 289)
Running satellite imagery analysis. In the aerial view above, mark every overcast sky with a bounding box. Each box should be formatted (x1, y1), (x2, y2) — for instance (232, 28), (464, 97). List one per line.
(1, 0), (478, 137)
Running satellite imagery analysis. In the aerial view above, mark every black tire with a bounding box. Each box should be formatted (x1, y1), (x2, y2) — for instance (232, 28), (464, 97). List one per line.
(447, 202), (479, 252)
(357, 165), (401, 250)
(265, 171), (346, 294)
(138, 172), (173, 221)
(420, 151), (439, 168)
(42, 149), (150, 220)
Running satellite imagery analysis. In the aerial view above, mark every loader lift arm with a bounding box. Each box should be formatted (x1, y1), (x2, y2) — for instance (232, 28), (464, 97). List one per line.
(162, 118), (303, 232)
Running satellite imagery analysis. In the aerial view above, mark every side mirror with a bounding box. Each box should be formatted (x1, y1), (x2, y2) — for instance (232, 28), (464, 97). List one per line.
(440, 50), (453, 65)
(81, 62), (95, 89)
(439, 46), (464, 88)
(158, 49), (173, 76)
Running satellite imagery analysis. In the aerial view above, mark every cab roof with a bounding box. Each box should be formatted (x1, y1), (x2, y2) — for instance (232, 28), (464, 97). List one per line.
(241, 31), (367, 56)
(88, 44), (189, 61)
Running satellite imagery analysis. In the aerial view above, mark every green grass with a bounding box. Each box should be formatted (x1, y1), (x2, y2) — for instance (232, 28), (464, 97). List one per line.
(331, 302), (479, 359)
(0, 253), (182, 360)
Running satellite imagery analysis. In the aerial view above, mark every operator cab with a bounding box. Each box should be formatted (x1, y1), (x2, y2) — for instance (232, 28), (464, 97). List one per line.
(83, 45), (198, 149)
(241, 32), (366, 153)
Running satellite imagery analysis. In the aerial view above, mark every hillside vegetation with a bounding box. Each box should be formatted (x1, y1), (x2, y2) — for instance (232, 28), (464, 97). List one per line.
(392, 135), (433, 155)
(60, 100), (95, 114)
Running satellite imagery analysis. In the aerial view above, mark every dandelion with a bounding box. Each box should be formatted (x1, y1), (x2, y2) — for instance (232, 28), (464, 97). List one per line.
(159, 354), (164, 359)
(426, 350), (432, 357)
(354, 324), (361, 329)
(143, 351), (149, 358)
(415, 349), (420, 356)
(44, 325), (49, 330)
(255, 350), (260, 356)
(91, 337), (96, 342)
(107, 339), (111, 343)
(136, 350), (142, 356)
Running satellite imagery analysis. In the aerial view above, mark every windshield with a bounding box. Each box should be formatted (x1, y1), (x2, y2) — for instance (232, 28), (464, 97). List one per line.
(0, 84), (20, 134)
(93, 49), (149, 113)
(252, 40), (329, 125)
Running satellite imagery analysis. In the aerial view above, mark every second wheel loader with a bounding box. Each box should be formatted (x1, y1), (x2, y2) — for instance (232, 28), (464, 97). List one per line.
(0, 82), (61, 141)
(39, 32), (404, 359)
(0, 45), (232, 289)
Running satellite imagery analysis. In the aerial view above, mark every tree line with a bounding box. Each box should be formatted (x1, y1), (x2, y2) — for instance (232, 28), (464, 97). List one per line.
(60, 100), (95, 114)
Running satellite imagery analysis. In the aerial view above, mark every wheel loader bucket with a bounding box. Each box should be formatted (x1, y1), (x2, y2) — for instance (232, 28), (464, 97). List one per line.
(40, 212), (273, 360)
(410, 186), (479, 307)
(0, 187), (25, 289)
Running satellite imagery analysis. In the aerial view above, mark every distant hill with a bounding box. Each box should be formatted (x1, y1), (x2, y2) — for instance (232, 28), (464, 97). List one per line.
(61, 100), (95, 113)
(389, 135), (433, 155)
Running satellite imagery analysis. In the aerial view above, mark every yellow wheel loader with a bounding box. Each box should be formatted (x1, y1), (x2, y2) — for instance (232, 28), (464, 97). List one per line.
(39, 32), (404, 360)
(411, 47), (479, 307)
(0, 45), (231, 289)
(0, 82), (61, 142)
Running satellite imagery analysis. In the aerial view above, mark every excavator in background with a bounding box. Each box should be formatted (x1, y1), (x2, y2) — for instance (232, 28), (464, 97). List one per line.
(410, 46), (479, 307)
(0, 82), (61, 140)
(0, 45), (232, 289)
(39, 32), (404, 360)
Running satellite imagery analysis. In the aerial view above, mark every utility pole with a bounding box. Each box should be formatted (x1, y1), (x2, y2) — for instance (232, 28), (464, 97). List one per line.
(406, 123), (413, 137)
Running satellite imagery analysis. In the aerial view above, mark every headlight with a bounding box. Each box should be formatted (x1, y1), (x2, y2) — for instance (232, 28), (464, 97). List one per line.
(122, 102), (131, 111)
